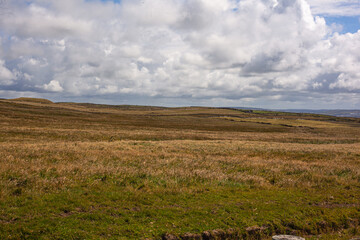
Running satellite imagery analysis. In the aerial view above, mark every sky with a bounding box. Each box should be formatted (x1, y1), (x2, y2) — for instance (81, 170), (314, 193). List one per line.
(0, 0), (360, 109)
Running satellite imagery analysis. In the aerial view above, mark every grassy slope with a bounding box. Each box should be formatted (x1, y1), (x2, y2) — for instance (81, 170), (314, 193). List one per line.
(0, 98), (360, 239)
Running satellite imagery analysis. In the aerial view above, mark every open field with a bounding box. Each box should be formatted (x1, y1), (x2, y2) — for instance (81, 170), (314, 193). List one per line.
(1, 98), (360, 239)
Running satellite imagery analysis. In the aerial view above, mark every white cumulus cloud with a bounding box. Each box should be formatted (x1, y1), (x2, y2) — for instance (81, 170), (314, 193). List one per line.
(43, 80), (64, 92)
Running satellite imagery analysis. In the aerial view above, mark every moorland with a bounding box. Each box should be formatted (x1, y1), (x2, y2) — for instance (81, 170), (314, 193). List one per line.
(0, 97), (360, 239)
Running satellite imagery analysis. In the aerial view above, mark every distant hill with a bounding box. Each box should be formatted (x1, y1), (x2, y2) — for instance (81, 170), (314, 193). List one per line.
(3, 98), (360, 118)
(281, 109), (360, 118)
(8, 97), (54, 104)
(229, 107), (360, 118)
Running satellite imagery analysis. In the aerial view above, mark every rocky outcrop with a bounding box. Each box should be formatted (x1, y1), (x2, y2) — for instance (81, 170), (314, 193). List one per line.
(272, 235), (305, 240)
(162, 229), (307, 240)
(162, 229), (239, 240)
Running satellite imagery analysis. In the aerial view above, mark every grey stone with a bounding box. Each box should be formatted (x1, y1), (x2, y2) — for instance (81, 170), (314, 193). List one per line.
(180, 232), (201, 240)
(272, 235), (305, 240)
(162, 233), (179, 240)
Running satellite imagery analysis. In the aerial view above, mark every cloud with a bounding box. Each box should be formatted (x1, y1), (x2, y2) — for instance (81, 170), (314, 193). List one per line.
(0, 0), (359, 108)
(308, 0), (360, 16)
(43, 80), (64, 92)
(1, 4), (92, 39)
(0, 60), (15, 85)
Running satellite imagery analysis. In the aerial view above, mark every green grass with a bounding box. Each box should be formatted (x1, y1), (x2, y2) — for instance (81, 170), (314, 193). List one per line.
(1, 182), (359, 239)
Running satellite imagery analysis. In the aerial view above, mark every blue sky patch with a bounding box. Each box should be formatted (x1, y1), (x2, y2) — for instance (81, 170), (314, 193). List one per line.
(100, 0), (121, 3)
(85, 0), (121, 4)
(324, 16), (360, 34)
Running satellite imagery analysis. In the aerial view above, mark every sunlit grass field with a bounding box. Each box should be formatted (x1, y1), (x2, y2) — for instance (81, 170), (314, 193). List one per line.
(1, 98), (360, 239)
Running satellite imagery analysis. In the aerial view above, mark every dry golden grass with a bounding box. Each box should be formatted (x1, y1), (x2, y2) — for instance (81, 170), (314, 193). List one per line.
(1, 140), (359, 195)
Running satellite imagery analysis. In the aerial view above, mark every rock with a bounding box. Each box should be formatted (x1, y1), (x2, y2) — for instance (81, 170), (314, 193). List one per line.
(211, 229), (226, 238)
(201, 229), (237, 239)
(201, 231), (212, 240)
(226, 228), (237, 237)
(272, 235), (305, 240)
(180, 232), (201, 240)
(162, 233), (179, 240)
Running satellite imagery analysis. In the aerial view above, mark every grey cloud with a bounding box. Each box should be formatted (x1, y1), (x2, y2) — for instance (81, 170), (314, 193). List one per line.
(1, 4), (92, 39)
(0, 60), (15, 85)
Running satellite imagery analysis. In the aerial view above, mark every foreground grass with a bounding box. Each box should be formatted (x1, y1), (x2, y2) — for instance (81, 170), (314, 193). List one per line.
(0, 98), (360, 239)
